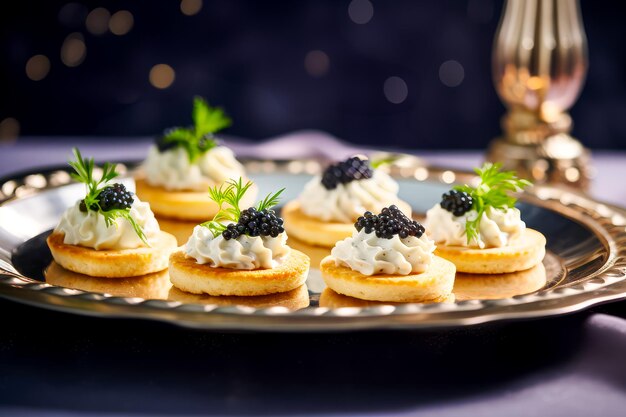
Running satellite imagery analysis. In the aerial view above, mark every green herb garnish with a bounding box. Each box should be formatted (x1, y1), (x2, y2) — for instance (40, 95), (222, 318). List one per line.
(201, 177), (285, 238)
(69, 148), (148, 245)
(370, 155), (397, 169)
(162, 97), (232, 163)
(454, 163), (531, 244)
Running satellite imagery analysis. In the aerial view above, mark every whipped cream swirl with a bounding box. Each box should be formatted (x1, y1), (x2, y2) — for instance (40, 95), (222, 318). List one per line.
(331, 229), (435, 276)
(184, 225), (291, 269)
(298, 170), (404, 223)
(143, 145), (245, 191)
(55, 198), (161, 250)
(425, 204), (525, 249)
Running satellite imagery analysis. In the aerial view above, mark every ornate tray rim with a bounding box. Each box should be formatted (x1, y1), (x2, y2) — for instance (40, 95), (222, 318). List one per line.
(0, 159), (625, 332)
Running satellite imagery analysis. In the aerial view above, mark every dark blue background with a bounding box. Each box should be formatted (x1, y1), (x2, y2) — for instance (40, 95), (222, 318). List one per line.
(1, 0), (625, 149)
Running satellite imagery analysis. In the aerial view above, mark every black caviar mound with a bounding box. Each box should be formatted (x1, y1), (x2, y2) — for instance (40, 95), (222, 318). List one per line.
(440, 190), (473, 216)
(222, 207), (285, 240)
(80, 183), (134, 212)
(355, 205), (425, 239)
(321, 156), (373, 190)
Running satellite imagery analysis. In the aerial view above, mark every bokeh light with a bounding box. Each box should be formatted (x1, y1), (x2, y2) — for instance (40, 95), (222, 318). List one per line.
(25, 55), (50, 81)
(0, 118), (20, 143)
(109, 10), (134, 36)
(61, 33), (86, 67)
(304, 50), (330, 78)
(383, 76), (408, 104)
(439, 60), (465, 87)
(181, 0), (203, 16)
(348, 0), (374, 24)
(522, 37), (534, 50)
(149, 64), (176, 89)
(85, 7), (111, 35)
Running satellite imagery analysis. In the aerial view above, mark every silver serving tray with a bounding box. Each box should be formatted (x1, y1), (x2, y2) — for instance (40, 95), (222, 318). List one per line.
(0, 159), (625, 331)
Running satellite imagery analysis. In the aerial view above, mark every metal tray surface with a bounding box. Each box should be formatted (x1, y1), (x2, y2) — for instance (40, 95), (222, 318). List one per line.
(0, 159), (624, 331)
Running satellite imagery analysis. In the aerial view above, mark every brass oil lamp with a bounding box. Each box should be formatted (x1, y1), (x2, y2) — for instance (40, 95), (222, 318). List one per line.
(487, 0), (591, 189)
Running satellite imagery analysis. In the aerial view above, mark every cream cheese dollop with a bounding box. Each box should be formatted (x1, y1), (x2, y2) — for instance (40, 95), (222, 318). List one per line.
(331, 229), (435, 276)
(184, 225), (291, 270)
(143, 145), (245, 191)
(298, 170), (404, 223)
(425, 204), (525, 249)
(55, 198), (161, 250)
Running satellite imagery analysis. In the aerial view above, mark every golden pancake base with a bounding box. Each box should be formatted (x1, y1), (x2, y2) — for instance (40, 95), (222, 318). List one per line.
(45, 261), (171, 299)
(453, 263), (547, 301)
(434, 228), (546, 274)
(320, 255), (455, 302)
(319, 288), (455, 308)
(134, 178), (257, 221)
(169, 249), (310, 296)
(47, 231), (178, 278)
(282, 200), (412, 248)
(168, 284), (310, 310)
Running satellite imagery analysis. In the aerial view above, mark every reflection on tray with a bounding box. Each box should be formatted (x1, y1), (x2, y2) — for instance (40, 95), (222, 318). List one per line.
(45, 261), (310, 310)
(453, 263), (547, 301)
(156, 216), (197, 246)
(286, 236), (332, 267)
(168, 284), (310, 310)
(43, 255), (546, 308)
(45, 261), (171, 299)
(319, 288), (455, 308)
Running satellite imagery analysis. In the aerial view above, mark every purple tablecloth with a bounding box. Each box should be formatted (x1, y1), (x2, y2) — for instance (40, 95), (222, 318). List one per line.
(0, 132), (625, 417)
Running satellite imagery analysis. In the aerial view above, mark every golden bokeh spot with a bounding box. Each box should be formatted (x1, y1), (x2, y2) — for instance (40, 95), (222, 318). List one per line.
(0, 118), (20, 143)
(527, 76), (545, 91)
(25, 54), (50, 81)
(86, 7), (111, 35)
(149, 64), (176, 89)
(109, 10), (134, 36)
(540, 101), (561, 123)
(565, 167), (580, 182)
(180, 0), (203, 16)
(61, 33), (87, 67)
(441, 170), (456, 184)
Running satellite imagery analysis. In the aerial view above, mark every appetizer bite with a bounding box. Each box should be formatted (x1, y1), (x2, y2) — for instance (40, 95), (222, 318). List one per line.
(320, 205), (456, 302)
(425, 163), (545, 274)
(135, 97), (256, 220)
(47, 149), (177, 278)
(169, 178), (310, 296)
(283, 156), (411, 247)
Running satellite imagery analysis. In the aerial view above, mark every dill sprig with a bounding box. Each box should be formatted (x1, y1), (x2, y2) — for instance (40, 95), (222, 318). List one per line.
(256, 188), (284, 212)
(454, 163), (531, 244)
(370, 155), (397, 169)
(68, 148), (148, 245)
(201, 178), (285, 238)
(162, 97), (232, 163)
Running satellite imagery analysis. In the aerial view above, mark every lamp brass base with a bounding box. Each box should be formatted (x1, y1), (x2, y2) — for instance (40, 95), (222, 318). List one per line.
(486, 133), (592, 191)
